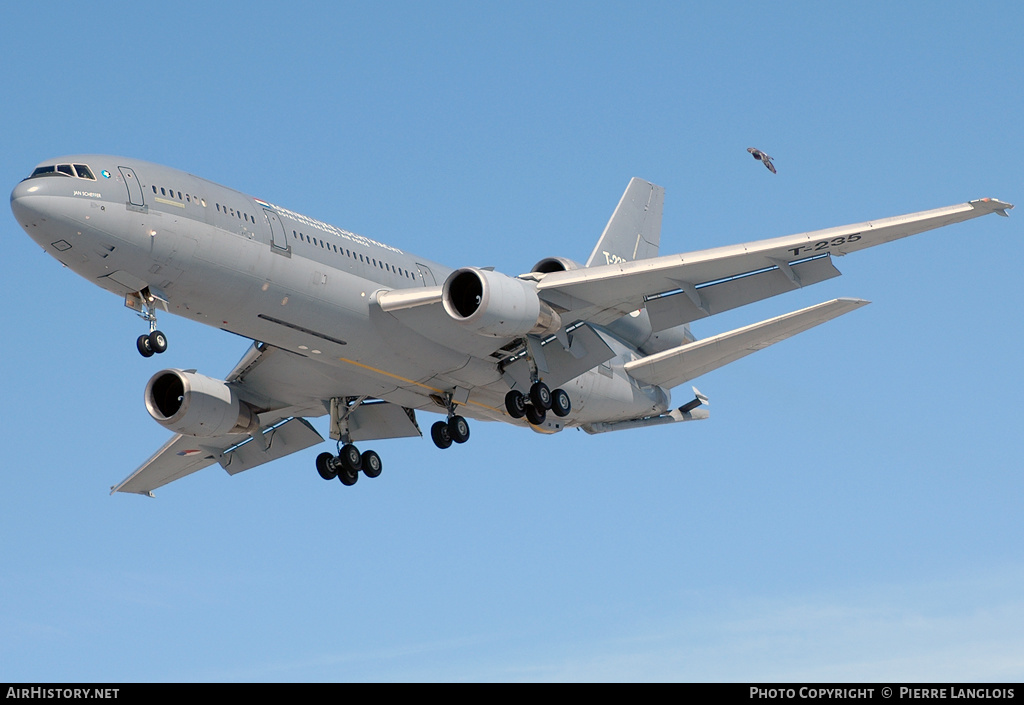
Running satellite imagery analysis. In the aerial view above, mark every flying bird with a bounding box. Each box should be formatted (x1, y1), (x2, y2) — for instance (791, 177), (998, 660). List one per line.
(747, 147), (777, 174)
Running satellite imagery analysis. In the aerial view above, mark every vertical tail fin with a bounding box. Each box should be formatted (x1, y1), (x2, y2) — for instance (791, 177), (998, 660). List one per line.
(585, 178), (664, 267)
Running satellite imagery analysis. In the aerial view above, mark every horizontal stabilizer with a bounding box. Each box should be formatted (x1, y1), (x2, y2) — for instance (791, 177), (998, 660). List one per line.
(582, 387), (710, 434)
(624, 298), (869, 389)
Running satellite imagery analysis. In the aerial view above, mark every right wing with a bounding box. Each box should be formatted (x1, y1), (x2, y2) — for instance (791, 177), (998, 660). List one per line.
(111, 343), (422, 497)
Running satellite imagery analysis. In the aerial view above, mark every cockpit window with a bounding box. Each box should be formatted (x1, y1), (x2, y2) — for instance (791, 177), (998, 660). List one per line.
(27, 163), (97, 181)
(73, 164), (96, 180)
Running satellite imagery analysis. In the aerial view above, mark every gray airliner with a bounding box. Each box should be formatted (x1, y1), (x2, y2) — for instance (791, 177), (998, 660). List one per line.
(10, 156), (1013, 495)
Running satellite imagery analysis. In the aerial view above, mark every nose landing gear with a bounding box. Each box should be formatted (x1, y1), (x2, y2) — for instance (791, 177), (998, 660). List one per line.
(127, 288), (170, 358)
(136, 330), (168, 358)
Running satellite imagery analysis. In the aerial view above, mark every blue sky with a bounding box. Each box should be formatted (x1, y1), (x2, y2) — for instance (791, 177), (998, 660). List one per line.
(2, 1), (1022, 682)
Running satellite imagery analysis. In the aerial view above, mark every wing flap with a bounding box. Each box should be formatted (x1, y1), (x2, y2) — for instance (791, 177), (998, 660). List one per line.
(625, 298), (869, 389)
(645, 255), (842, 332)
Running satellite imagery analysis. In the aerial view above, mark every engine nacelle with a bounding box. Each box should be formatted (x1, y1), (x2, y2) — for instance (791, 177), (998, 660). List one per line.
(145, 369), (259, 437)
(530, 257), (582, 274)
(442, 267), (562, 338)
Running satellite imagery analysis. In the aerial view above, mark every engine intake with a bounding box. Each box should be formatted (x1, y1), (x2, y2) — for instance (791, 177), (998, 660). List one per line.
(442, 267), (562, 338)
(145, 369), (259, 437)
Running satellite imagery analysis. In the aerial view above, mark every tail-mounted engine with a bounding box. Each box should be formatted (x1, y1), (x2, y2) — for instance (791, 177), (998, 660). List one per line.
(442, 267), (562, 338)
(530, 257), (582, 274)
(145, 369), (260, 437)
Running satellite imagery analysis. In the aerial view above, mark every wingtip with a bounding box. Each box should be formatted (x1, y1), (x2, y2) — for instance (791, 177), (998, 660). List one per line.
(971, 198), (1014, 216)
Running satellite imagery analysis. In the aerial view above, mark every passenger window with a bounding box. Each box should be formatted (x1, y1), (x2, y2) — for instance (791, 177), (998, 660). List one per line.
(161, 188), (167, 196)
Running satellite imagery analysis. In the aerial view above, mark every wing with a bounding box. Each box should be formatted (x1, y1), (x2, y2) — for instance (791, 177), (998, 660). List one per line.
(532, 198), (1013, 330)
(111, 343), (422, 496)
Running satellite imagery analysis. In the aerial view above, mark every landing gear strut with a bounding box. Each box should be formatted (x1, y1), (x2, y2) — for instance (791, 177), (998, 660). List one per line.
(315, 397), (385, 488)
(128, 288), (169, 358)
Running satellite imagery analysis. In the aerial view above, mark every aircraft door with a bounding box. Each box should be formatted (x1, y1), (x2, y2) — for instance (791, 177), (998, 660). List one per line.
(118, 166), (145, 207)
(263, 208), (290, 254)
(416, 263), (436, 286)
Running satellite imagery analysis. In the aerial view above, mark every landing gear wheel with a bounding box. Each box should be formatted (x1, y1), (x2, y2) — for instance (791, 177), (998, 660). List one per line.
(551, 388), (571, 417)
(136, 334), (154, 358)
(530, 382), (552, 410)
(431, 420), (453, 449)
(338, 467), (359, 486)
(448, 415), (470, 444)
(148, 330), (168, 354)
(316, 452), (338, 480)
(525, 404), (547, 425)
(361, 450), (382, 478)
(505, 390), (526, 419)
(339, 443), (362, 472)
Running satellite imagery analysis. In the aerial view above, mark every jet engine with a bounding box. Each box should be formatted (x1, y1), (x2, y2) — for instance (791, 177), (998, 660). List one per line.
(530, 257), (582, 274)
(442, 267), (562, 338)
(145, 369), (260, 437)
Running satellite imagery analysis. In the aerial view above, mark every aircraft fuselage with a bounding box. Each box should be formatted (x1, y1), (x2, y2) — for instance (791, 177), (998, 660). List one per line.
(11, 155), (670, 432)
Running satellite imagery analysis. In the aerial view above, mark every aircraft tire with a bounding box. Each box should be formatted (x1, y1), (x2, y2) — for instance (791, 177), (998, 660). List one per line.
(525, 404), (546, 425)
(431, 420), (453, 449)
(448, 416), (470, 444)
(316, 452), (338, 480)
(136, 334), (154, 358)
(338, 467), (358, 486)
(530, 382), (552, 410)
(505, 390), (526, 419)
(551, 388), (571, 417)
(339, 443), (362, 472)
(361, 450), (382, 478)
(148, 330), (168, 354)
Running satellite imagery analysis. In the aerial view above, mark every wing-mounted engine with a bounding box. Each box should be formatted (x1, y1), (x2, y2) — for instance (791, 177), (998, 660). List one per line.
(145, 369), (260, 437)
(442, 267), (562, 338)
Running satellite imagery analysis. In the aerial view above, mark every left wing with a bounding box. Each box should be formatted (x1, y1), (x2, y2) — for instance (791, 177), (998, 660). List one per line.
(532, 198), (1013, 329)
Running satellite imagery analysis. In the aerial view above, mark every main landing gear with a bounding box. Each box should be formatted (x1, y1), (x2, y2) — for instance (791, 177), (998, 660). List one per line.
(430, 392), (471, 450)
(316, 445), (382, 487)
(316, 397), (384, 488)
(504, 381), (571, 425)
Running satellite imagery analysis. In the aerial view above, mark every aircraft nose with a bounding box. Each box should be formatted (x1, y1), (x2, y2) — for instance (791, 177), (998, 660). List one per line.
(10, 177), (53, 226)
